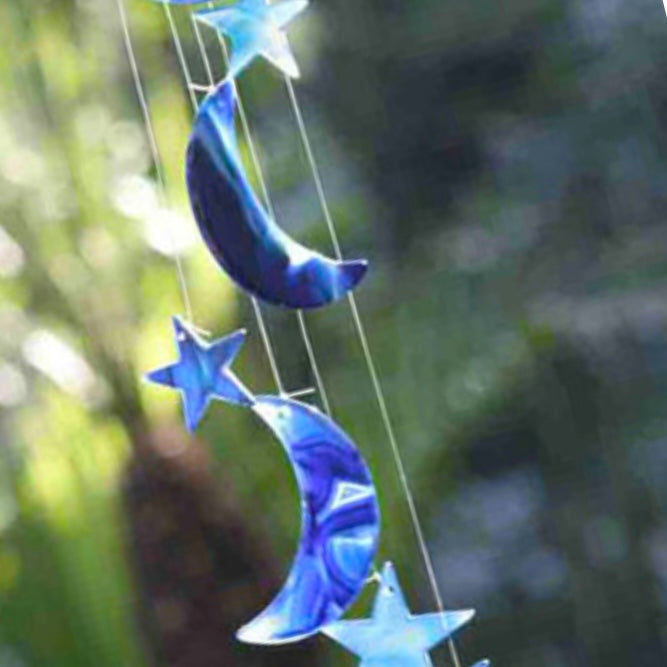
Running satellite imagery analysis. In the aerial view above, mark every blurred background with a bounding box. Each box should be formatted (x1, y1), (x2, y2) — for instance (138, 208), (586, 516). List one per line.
(1, 0), (667, 665)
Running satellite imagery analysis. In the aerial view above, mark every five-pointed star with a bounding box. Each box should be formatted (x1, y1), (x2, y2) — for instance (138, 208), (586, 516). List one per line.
(145, 316), (254, 431)
(196, 0), (308, 79)
(322, 562), (475, 667)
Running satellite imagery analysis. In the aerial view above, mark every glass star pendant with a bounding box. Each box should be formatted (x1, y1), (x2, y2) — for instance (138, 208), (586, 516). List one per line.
(145, 316), (253, 431)
(322, 562), (476, 667)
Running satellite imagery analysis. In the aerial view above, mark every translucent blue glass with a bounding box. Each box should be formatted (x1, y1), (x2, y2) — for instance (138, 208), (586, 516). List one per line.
(187, 80), (368, 309)
(322, 562), (475, 666)
(195, 0), (307, 79)
(156, 0), (305, 78)
(145, 317), (253, 431)
(237, 395), (381, 644)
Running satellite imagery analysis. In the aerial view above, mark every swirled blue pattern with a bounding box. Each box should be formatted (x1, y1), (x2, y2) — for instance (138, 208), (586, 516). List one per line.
(237, 395), (380, 644)
(187, 80), (368, 309)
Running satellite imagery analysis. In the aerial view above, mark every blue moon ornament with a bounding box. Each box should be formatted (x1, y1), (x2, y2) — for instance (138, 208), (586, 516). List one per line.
(186, 80), (368, 309)
(238, 395), (380, 644)
(145, 320), (380, 642)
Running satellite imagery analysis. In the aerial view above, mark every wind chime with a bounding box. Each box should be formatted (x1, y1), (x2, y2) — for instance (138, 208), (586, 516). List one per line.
(117, 0), (492, 663)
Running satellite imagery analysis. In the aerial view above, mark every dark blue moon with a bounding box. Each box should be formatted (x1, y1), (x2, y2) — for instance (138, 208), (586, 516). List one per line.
(237, 395), (380, 644)
(186, 81), (368, 309)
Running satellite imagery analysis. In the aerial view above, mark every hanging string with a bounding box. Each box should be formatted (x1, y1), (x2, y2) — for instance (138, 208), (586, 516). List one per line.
(115, 0), (194, 323)
(197, 12), (464, 661)
(279, 54), (466, 667)
(161, 3), (287, 396)
(167, 3), (333, 411)
(182, 10), (464, 665)
(192, 11), (332, 415)
(119, 2), (464, 665)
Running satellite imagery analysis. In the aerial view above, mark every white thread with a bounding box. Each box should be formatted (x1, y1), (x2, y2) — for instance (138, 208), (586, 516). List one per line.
(198, 11), (332, 415)
(123, 3), (464, 664)
(250, 296), (285, 394)
(162, 4), (286, 395)
(162, 5), (198, 111)
(189, 83), (215, 93)
(115, 0), (194, 324)
(280, 74), (465, 667)
(285, 386), (316, 399)
(196, 12), (463, 665)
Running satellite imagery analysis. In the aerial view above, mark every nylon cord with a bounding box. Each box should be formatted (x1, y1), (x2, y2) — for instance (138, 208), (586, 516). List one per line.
(281, 49), (465, 667)
(193, 10), (464, 665)
(120, 2), (464, 664)
(162, 3), (286, 395)
(193, 12), (331, 415)
(115, 0), (194, 324)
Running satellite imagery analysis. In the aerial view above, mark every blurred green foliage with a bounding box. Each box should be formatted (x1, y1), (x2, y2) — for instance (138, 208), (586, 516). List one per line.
(3, 0), (667, 665)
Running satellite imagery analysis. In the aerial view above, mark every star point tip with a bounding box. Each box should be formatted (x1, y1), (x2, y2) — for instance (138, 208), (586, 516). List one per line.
(145, 319), (254, 431)
(171, 314), (189, 333)
(145, 366), (174, 388)
(378, 560), (399, 586)
(449, 608), (476, 627)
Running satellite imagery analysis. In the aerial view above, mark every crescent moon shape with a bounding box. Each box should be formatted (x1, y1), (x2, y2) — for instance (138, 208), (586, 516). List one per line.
(186, 81), (368, 309)
(238, 395), (380, 644)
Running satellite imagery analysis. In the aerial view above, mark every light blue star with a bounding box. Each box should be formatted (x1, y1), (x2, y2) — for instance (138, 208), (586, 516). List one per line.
(195, 0), (308, 80)
(145, 316), (254, 431)
(322, 562), (475, 667)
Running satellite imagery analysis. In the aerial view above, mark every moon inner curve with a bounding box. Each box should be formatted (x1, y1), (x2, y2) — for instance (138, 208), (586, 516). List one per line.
(186, 81), (368, 309)
(237, 395), (380, 645)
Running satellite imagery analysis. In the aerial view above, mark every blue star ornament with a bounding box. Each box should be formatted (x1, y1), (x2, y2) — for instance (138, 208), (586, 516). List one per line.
(195, 0), (308, 79)
(146, 316), (254, 431)
(322, 562), (475, 667)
